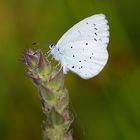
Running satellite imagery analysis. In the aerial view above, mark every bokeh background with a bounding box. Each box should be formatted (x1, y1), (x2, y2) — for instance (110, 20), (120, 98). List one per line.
(0, 0), (140, 140)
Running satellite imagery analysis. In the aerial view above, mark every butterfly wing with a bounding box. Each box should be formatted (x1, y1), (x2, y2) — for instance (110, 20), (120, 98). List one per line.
(55, 14), (109, 79)
(56, 14), (109, 49)
(60, 40), (108, 79)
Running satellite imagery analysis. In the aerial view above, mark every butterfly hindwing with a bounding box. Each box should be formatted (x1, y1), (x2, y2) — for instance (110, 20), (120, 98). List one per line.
(61, 40), (108, 79)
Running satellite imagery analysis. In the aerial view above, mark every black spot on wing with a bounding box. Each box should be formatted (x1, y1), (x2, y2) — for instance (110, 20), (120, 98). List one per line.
(94, 38), (97, 41)
(79, 66), (83, 69)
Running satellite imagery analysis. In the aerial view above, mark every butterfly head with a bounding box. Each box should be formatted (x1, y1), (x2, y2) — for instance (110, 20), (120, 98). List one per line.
(49, 43), (62, 62)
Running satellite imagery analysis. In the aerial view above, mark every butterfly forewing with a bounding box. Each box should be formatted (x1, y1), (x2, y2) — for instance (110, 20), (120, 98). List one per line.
(56, 14), (109, 49)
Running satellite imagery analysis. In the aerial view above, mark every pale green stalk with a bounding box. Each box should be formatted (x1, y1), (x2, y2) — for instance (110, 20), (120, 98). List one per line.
(22, 49), (73, 140)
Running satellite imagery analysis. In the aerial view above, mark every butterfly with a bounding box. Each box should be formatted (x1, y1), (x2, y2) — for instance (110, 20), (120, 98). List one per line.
(49, 14), (109, 79)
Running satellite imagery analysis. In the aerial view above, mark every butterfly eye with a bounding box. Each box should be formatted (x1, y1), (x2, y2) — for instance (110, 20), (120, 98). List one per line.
(50, 44), (54, 48)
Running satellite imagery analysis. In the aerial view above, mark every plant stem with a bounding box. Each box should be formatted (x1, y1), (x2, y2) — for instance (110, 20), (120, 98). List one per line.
(22, 49), (73, 140)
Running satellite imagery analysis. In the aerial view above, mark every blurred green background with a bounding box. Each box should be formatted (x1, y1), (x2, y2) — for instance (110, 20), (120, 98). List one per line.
(0, 0), (140, 140)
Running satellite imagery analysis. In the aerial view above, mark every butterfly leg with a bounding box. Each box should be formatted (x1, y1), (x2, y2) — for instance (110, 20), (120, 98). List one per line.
(46, 50), (52, 59)
(55, 62), (61, 70)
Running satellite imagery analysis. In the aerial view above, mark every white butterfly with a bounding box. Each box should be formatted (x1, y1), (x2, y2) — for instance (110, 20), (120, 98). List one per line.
(49, 14), (109, 79)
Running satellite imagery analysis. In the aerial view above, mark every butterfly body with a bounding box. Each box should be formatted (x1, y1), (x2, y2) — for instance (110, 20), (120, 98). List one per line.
(49, 14), (109, 79)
